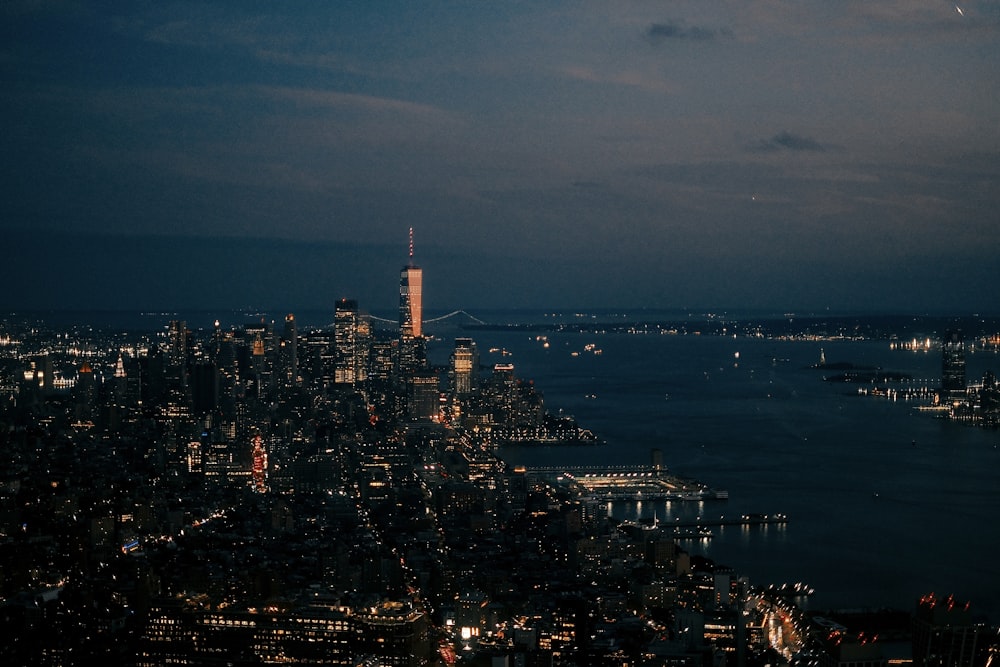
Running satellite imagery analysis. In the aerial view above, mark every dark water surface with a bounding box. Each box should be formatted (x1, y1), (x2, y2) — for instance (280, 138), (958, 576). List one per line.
(441, 328), (1000, 619)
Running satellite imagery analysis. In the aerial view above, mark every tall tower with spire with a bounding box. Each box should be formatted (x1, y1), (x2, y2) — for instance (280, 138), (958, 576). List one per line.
(399, 227), (423, 339)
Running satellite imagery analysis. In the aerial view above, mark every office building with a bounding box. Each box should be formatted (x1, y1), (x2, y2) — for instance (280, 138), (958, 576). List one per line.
(334, 299), (370, 387)
(409, 370), (440, 420)
(399, 228), (423, 340)
(167, 319), (188, 387)
(450, 337), (479, 397)
(941, 331), (966, 399)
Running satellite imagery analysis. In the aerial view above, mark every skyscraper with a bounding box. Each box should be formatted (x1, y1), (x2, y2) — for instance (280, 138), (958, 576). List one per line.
(409, 370), (440, 421)
(450, 337), (479, 397)
(281, 313), (298, 387)
(941, 330), (966, 398)
(167, 320), (188, 387)
(334, 299), (370, 387)
(399, 228), (423, 340)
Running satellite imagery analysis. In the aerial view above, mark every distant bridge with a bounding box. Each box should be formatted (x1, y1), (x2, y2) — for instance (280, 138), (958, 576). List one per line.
(336, 310), (488, 328)
(524, 465), (671, 475)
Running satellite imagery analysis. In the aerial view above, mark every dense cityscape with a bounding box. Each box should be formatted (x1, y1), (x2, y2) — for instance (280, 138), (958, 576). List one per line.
(5, 1), (999, 664)
(1, 238), (997, 667)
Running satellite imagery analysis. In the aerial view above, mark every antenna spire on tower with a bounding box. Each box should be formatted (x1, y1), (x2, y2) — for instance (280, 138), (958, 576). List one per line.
(409, 227), (414, 263)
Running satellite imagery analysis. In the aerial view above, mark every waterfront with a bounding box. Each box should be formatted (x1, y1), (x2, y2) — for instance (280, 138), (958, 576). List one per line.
(438, 324), (1000, 619)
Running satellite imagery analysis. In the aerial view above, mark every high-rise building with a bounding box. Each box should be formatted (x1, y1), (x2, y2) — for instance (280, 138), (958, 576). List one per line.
(399, 228), (423, 340)
(450, 337), (479, 396)
(941, 331), (966, 399)
(190, 361), (219, 415)
(409, 370), (440, 420)
(251, 330), (268, 398)
(281, 313), (298, 387)
(166, 320), (187, 387)
(334, 299), (370, 387)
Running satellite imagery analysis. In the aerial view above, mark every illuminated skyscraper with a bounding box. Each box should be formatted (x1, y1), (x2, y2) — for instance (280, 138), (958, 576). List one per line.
(335, 299), (370, 387)
(399, 228), (423, 339)
(941, 330), (966, 398)
(450, 338), (479, 396)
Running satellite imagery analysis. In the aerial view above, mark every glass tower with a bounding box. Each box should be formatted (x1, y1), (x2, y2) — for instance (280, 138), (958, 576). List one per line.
(334, 299), (369, 386)
(941, 330), (966, 397)
(399, 228), (423, 339)
(399, 265), (422, 339)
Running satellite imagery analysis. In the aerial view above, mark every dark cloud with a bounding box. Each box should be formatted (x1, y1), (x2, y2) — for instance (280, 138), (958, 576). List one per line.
(646, 21), (729, 43)
(753, 131), (827, 153)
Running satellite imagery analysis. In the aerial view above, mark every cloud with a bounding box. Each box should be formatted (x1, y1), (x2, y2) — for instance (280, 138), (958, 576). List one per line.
(558, 65), (674, 94)
(646, 21), (730, 43)
(752, 131), (827, 153)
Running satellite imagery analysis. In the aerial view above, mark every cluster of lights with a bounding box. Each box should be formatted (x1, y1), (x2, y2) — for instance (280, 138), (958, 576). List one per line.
(889, 338), (934, 351)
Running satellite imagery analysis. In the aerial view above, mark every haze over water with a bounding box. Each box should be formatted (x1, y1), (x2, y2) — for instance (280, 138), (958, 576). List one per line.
(433, 317), (1000, 620)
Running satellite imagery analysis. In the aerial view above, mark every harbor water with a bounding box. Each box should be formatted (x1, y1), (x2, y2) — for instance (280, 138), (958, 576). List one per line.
(437, 325), (1000, 619)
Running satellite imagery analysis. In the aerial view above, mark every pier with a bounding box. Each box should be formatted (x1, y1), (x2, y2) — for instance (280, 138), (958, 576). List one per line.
(524, 464), (728, 502)
(667, 513), (788, 529)
(640, 513), (789, 540)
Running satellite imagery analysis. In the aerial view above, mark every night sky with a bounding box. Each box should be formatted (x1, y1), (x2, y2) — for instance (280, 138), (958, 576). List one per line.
(3, 2), (998, 314)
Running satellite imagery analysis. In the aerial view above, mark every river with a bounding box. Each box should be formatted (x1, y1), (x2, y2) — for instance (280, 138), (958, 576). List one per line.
(427, 323), (1000, 620)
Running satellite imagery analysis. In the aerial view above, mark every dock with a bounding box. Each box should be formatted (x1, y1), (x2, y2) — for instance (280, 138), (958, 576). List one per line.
(524, 464), (728, 502)
(636, 513), (789, 540)
(668, 513), (787, 529)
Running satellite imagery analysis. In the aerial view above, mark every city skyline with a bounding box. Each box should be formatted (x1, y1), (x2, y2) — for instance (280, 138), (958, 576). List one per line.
(2, 302), (997, 664)
(2, 2), (999, 314)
